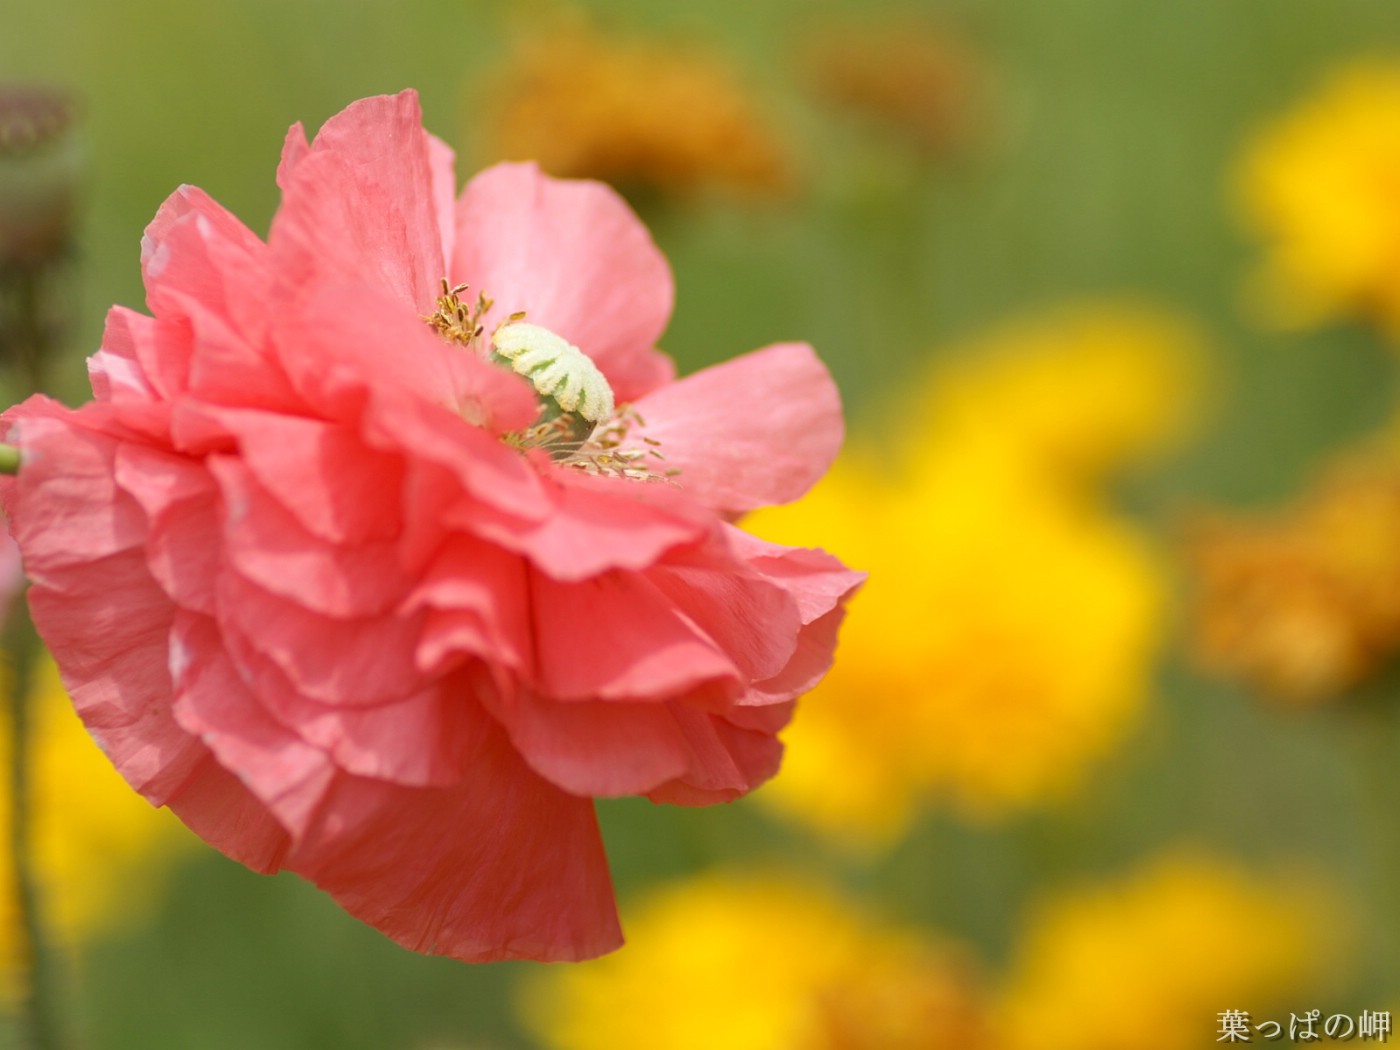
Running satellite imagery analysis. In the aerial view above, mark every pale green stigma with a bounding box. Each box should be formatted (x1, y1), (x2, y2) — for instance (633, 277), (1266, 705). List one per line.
(491, 321), (615, 426)
(426, 287), (664, 476)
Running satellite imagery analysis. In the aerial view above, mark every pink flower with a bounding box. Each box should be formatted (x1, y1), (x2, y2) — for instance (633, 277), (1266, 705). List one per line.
(0, 91), (860, 961)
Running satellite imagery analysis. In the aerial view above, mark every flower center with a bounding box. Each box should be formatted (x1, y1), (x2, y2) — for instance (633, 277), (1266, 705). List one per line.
(424, 279), (673, 481)
(490, 320), (615, 435)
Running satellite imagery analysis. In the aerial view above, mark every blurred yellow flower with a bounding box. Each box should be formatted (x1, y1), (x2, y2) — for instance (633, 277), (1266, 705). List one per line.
(915, 305), (1203, 492)
(1, 655), (192, 994)
(519, 870), (997, 1050)
(750, 304), (1202, 842)
(473, 20), (791, 198)
(1187, 451), (1400, 702)
(998, 852), (1340, 1050)
(1236, 60), (1400, 332)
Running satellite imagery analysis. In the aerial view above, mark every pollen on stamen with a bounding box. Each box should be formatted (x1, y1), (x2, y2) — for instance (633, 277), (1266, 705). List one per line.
(424, 279), (494, 349)
(425, 294), (673, 482)
(495, 326), (675, 481)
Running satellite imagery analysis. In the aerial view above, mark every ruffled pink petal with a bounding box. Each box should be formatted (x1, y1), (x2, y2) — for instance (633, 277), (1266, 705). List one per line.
(88, 307), (157, 404)
(113, 442), (221, 616)
(86, 313), (178, 447)
(268, 280), (546, 524)
(269, 91), (447, 311)
(645, 546), (804, 683)
(161, 749), (292, 874)
(645, 705), (792, 806)
(289, 737), (621, 962)
(170, 613), (339, 836)
(395, 457), (478, 575)
(181, 313), (302, 414)
(28, 552), (192, 803)
(210, 457), (408, 619)
(725, 528), (866, 704)
(369, 400), (554, 551)
(471, 469), (707, 582)
(139, 185), (296, 410)
(452, 162), (676, 402)
(632, 342), (844, 516)
(3, 402), (147, 571)
(173, 619), (619, 961)
(220, 409), (403, 546)
(215, 566), (427, 708)
(208, 471), (426, 706)
(719, 699), (795, 735)
(275, 122), (311, 191)
(484, 683), (781, 802)
(0, 406), (224, 814)
(141, 184), (272, 342)
(176, 612), (471, 789)
(727, 526), (867, 623)
(527, 566), (739, 701)
(746, 604), (851, 705)
(268, 280), (491, 421)
(481, 687), (694, 797)
(426, 132), (457, 267)
(265, 672), (480, 789)
(168, 399), (239, 458)
(21, 517), (282, 875)
(406, 534), (532, 675)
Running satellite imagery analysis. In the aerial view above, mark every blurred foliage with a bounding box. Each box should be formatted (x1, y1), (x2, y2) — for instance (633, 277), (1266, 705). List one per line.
(7, 0), (1400, 1047)
(0, 659), (190, 1003)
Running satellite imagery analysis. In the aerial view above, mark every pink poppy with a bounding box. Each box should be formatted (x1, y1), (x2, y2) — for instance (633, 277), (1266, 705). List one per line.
(0, 91), (860, 961)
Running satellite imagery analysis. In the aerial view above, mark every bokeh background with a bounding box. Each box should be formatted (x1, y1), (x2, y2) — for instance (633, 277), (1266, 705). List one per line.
(6, 0), (1400, 1046)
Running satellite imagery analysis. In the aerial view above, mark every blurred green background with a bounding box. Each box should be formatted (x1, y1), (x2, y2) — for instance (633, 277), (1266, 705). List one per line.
(7, 0), (1400, 1047)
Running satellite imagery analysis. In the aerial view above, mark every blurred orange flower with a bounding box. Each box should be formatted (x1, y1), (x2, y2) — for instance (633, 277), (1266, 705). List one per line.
(1187, 450), (1400, 702)
(799, 15), (988, 156)
(474, 20), (792, 199)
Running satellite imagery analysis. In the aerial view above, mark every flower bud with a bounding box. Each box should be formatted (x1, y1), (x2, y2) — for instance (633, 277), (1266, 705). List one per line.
(0, 85), (82, 267)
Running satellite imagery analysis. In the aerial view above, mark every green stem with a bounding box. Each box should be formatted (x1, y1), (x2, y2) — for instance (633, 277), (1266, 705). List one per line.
(1, 257), (62, 1047)
(1349, 698), (1400, 1000)
(5, 262), (50, 396)
(5, 603), (62, 1050)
